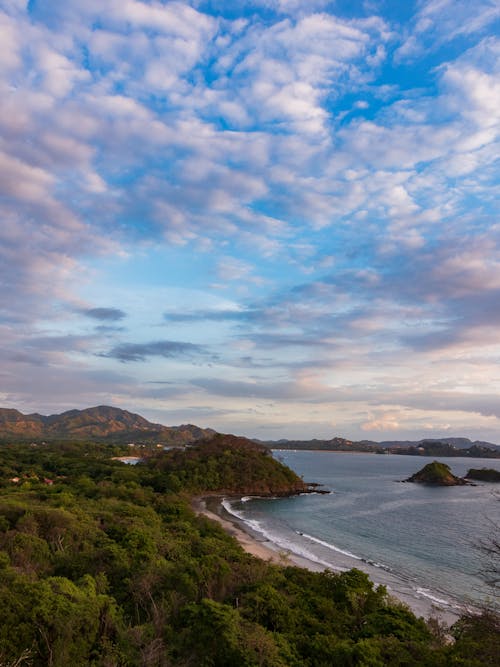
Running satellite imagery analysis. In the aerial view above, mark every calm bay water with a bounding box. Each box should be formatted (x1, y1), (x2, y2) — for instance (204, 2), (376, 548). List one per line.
(225, 452), (500, 615)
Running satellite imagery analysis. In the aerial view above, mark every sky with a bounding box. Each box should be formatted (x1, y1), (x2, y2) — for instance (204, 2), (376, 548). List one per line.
(1, 0), (500, 442)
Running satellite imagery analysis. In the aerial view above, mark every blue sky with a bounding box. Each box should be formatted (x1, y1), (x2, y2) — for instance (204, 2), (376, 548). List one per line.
(1, 0), (500, 441)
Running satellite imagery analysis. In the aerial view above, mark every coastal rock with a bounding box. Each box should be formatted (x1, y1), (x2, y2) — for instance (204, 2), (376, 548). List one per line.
(465, 468), (500, 482)
(404, 461), (468, 486)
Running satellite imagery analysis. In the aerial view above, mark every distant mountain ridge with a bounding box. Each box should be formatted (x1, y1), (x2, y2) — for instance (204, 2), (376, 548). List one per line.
(0, 406), (215, 445)
(263, 435), (500, 454)
(365, 437), (500, 450)
(1, 406), (499, 454)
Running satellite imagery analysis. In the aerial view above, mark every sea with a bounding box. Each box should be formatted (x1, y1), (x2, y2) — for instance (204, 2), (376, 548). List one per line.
(222, 452), (500, 618)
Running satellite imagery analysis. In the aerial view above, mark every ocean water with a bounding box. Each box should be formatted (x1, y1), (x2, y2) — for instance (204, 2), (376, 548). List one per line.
(224, 452), (500, 615)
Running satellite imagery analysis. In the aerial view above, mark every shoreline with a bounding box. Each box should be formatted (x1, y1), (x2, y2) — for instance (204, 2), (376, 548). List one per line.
(193, 495), (326, 570)
(192, 495), (464, 626)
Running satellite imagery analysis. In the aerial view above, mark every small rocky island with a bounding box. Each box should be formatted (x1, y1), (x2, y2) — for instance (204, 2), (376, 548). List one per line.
(404, 461), (469, 486)
(465, 467), (500, 482)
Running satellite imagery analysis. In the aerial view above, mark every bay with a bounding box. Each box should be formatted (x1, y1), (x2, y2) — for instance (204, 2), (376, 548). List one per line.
(224, 452), (500, 617)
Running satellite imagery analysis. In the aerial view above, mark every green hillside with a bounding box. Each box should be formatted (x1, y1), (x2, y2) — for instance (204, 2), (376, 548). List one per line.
(0, 439), (497, 666)
(0, 406), (214, 445)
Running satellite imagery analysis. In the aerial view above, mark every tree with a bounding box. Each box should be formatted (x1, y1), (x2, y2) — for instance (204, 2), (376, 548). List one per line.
(478, 515), (500, 604)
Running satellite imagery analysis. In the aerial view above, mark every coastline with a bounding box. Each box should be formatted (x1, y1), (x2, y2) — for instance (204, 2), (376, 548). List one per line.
(193, 495), (463, 626)
(193, 495), (325, 570)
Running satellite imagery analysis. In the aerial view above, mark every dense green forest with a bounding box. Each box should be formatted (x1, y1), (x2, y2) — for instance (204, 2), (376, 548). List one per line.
(0, 436), (498, 666)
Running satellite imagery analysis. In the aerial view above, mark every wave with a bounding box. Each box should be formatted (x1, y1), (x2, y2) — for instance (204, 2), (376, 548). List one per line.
(222, 499), (341, 571)
(414, 587), (461, 609)
(360, 558), (392, 572)
(223, 499), (395, 574)
(298, 531), (393, 572)
(299, 532), (362, 560)
(222, 497), (463, 615)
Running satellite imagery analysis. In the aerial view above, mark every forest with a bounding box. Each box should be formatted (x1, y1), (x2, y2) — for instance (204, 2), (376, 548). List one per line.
(0, 435), (498, 666)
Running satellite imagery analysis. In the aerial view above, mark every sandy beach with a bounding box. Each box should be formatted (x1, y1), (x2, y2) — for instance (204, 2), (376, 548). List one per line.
(193, 495), (463, 627)
(193, 495), (325, 570)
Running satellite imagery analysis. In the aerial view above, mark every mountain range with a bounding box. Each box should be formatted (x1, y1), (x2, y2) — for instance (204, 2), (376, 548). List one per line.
(0, 406), (499, 454)
(264, 437), (500, 451)
(0, 406), (214, 445)
(365, 437), (500, 450)
(262, 435), (500, 454)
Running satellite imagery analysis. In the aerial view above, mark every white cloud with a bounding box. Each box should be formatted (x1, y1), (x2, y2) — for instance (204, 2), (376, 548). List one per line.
(0, 150), (54, 202)
(216, 257), (265, 286)
(0, 1), (499, 439)
(119, 0), (217, 38)
(396, 0), (500, 60)
(0, 10), (22, 71)
(37, 46), (91, 97)
(442, 53), (500, 131)
(416, 0), (500, 40)
(214, 12), (389, 134)
(361, 413), (400, 432)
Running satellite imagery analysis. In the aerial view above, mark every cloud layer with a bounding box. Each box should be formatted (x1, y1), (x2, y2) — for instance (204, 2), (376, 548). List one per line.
(1, 0), (499, 440)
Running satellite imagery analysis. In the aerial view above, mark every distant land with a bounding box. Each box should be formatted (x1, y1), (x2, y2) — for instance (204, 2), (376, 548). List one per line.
(0, 406), (214, 445)
(0, 406), (499, 457)
(258, 436), (500, 458)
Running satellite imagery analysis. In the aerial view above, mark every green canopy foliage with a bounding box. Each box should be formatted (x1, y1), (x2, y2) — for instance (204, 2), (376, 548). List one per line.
(0, 439), (497, 665)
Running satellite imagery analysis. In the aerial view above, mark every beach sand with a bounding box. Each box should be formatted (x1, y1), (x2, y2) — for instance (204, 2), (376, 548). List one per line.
(192, 495), (463, 627)
(193, 495), (324, 570)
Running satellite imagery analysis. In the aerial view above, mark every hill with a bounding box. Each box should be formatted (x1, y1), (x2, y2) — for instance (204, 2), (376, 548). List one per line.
(150, 432), (314, 496)
(2, 406), (499, 456)
(260, 436), (381, 452)
(404, 461), (468, 486)
(264, 435), (500, 456)
(374, 437), (500, 451)
(0, 406), (214, 445)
